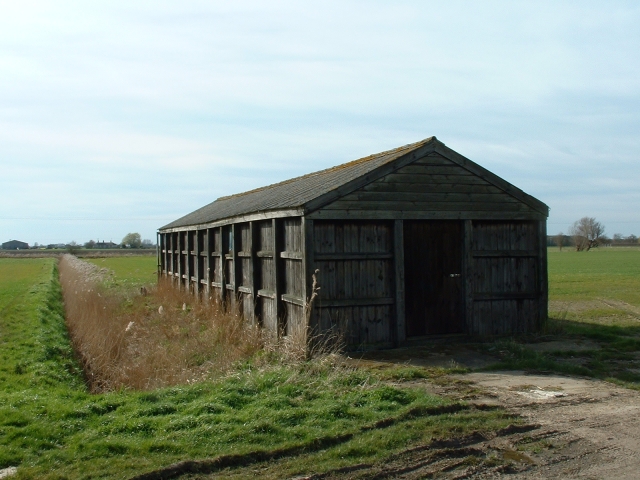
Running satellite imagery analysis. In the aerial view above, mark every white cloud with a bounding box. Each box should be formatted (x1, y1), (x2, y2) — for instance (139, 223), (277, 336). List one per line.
(1, 0), (640, 241)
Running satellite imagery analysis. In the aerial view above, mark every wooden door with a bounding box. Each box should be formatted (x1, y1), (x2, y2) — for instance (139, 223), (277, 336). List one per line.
(404, 221), (464, 336)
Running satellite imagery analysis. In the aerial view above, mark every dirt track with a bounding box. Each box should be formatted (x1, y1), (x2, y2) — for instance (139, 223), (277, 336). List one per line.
(457, 371), (640, 479)
(291, 371), (640, 479)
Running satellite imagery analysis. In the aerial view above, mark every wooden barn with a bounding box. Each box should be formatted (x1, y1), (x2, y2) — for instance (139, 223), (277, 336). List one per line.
(157, 137), (549, 349)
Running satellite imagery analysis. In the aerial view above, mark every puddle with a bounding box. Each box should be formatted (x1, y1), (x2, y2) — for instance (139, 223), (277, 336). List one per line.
(516, 388), (567, 400)
(502, 449), (535, 464)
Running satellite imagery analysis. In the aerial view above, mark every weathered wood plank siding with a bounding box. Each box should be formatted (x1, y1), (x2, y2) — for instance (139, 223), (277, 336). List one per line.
(469, 221), (540, 334)
(282, 218), (304, 335)
(238, 222), (254, 323)
(311, 221), (394, 349)
(314, 153), (544, 220)
(256, 220), (277, 336)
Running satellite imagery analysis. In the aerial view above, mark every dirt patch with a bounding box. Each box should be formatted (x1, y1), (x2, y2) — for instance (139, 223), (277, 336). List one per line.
(455, 371), (640, 478)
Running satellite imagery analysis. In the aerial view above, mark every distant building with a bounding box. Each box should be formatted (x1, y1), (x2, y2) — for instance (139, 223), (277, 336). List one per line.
(2, 240), (29, 250)
(95, 241), (118, 249)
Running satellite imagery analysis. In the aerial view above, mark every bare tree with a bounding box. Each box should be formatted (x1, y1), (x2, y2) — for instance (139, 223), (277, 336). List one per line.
(570, 217), (605, 251)
(554, 232), (565, 251)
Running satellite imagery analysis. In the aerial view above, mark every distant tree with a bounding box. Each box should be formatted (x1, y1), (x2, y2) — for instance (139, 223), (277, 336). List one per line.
(627, 234), (638, 244)
(554, 232), (565, 251)
(570, 217), (605, 251)
(613, 233), (623, 244)
(122, 232), (142, 248)
(67, 241), (79, 255)
(141, 239), (153, 248)
(84, 240), (96, 249)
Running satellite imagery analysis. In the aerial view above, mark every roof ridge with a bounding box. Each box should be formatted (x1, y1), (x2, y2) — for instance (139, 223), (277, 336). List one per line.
(216, 137), (435, 202)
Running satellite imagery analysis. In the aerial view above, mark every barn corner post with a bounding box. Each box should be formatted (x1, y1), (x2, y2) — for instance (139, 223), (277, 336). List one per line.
(156, 232), (161, 279)
(302, 216), (316, 343)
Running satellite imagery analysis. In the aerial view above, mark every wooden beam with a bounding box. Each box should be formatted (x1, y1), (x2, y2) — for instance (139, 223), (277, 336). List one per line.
(281, 294), (304, 307)
(273, 218), (283, 336)
(280, 251), (303, 260)
(251, 221), (260, 325)
(231, 223), (240, 306)
(158, 208), (304, 234)
(303, 217), (315, 330)
(394, 220), (405, 345)
(314, 252), (393, 261)
(193, 230), (199, 294)
(323, 200), (531, 212)
(186, 232), (192, 291)
(177, 232), (182, 289)
(219, 226), (226, 305)
(317, 297), (394, 308)
(463, 220), (474, 335)
(156, 232), (161, 278)
(169, 233), (174, 278)
(307, 210), (547, 221)
(206, 228), (212, 297)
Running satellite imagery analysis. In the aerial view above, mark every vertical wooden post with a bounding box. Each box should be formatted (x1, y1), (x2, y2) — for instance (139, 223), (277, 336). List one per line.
(183, 230), (191, 292)
(463, 220), (474, 334)
(205, 228), (212, 298)
(538, 220), (548, 330)
(250, 221), (261, 325)
(163, 233), (169, 277)
(177, 232), (182, 289)
(231, 223), (239, 309)
(303, 218), (315, 330)
(394, 220), (406, 345)
(272, 218), (283, 336)
(219, 226), (227, 306)
(167, 232), (176, 283)
(194, 230), (200, 294)
(156, 232), (161, 277)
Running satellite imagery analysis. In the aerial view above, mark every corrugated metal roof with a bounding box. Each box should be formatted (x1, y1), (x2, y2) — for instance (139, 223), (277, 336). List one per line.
(161, 137), (436, 230)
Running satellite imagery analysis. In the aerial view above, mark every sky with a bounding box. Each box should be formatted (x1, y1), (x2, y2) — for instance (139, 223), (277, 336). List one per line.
(1, 1), (639, 245)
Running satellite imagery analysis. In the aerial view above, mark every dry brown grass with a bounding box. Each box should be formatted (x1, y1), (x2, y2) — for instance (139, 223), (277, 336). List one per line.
(58, 255), (345, 392)
(59, 254), (272, 392)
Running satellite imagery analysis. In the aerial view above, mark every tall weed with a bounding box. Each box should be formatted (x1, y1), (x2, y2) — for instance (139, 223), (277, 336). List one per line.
(59, 255), (264, 391)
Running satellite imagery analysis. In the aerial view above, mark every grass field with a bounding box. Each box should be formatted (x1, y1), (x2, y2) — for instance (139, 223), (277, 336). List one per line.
(85, 256), (158, 290)
(485, 247), (640, 387)
(0, 257), (515, 479)
(549, 247), (640, 305)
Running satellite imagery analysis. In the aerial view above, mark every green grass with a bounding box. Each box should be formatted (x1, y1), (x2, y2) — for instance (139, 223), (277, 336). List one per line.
(1, 258), (515, 479)
(85, 256), (158, 289)
(479, 247), (640, 388)
(548, 247), (640, 305)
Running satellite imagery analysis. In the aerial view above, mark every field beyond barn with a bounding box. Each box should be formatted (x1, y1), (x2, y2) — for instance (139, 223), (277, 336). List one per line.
(1, 247), (640, 478)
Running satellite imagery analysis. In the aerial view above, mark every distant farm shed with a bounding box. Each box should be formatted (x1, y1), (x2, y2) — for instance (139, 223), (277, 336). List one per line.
(2, 240), (29, 250)
(158, 137), (549, 349)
